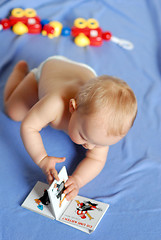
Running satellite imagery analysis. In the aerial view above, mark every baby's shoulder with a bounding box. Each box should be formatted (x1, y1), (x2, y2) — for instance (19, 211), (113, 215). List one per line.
(45, 93), (69, 130)
(43, 93), (64, 109)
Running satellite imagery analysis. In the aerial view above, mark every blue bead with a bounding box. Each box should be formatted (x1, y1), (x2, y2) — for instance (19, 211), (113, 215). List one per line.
(41, 19), (50, 27)
(61, 27), (71, 36)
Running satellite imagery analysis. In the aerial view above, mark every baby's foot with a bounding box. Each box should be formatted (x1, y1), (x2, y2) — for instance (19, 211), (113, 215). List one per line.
(14, 60), (29, 75)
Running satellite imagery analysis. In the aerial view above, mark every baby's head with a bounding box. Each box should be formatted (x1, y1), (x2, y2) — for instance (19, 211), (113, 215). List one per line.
(68, 75), (137, 149)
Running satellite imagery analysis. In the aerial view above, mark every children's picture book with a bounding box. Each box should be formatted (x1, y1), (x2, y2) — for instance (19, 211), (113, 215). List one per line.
(22, 166), (109, 234)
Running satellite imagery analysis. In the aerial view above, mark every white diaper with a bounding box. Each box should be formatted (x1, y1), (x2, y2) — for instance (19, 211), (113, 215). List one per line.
(31, 56), (97, 82)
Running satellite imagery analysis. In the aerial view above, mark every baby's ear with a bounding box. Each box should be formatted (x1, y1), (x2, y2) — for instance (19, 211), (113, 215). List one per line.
(69, 99), (77, 113)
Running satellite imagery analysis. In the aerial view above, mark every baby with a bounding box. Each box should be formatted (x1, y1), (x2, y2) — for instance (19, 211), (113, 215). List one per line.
(4, 56), (137, 200)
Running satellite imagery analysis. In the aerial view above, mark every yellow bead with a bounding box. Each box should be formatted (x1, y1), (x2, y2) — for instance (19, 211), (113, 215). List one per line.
(11, 8), (24, 18)
(87, 18), (99, 29)
(41, 30), (47, 36)
(48, 33), (54, 39)
(74, 33), (90, 47)
(12, 22), (28, 35)
(24, 8), (37, 18)
(74, 18), (87, 29)
(49, 21), (62, 37)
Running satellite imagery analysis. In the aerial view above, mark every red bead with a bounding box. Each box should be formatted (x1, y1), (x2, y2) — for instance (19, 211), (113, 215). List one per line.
(89, 36), (103, 46)
(71, 26), (89, 37)
(9, 16), (26, 26)
(0, 18), (11, 29)
(42, 24), (55, 35)
(27, 23), (42, 34)
(102, 31), (112, 41)
(26, 16), (42, 34)
(88, 27), (102, 39)
(88, 27), (102, 46)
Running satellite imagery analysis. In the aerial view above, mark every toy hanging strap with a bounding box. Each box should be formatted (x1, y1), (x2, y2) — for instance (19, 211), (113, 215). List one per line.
(111, 36), (134, 50)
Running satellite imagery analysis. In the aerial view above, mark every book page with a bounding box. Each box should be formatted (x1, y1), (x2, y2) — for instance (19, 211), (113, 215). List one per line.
(22, 181), (54, 220)
(59, 195), (109, 233)
(47, 166), (70, 220)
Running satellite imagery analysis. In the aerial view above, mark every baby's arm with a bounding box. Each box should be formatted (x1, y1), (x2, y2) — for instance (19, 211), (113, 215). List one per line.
(20, 94), (65, 182)
(64, 146), (109, 200)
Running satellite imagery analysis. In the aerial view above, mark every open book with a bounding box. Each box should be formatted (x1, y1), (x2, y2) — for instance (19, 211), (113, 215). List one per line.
(22, 166), (109, 234)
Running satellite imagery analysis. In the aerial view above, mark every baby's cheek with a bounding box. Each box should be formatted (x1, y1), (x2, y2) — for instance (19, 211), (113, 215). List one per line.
(70, 133), (83, 145)
(69, 129), (78, 143)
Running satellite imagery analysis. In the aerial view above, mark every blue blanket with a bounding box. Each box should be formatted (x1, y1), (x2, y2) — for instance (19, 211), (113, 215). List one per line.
(0, 0), (161, 239)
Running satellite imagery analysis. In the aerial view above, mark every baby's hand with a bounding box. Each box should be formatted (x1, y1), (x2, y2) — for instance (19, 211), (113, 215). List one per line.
(64, 176), (80, 201)
(39, 155), (65, 184)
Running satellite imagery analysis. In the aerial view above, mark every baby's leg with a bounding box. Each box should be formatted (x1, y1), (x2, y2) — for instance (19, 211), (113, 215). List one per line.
(4, 61), (29, 102)
(4, 61), (38, 121)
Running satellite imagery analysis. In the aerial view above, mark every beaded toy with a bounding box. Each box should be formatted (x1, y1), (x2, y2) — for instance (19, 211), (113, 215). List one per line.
(0, 8), (133, 50)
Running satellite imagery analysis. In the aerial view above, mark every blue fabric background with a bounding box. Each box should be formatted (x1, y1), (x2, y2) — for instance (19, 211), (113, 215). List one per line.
(0, 0), (161, 239)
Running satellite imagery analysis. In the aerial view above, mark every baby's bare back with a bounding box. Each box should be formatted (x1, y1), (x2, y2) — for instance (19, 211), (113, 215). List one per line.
(35, 58), (96, 131)
(38, 59), (96, 100)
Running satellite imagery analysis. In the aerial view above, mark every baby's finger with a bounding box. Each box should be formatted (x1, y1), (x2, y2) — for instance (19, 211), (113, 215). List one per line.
(47, 173), (54, 185)
(66, 189), (77, 201)
(64, 183), (75, 195)
(65, 177), (73, 188)
(55, 157), (66, 163)
(51, 169), (59, 181)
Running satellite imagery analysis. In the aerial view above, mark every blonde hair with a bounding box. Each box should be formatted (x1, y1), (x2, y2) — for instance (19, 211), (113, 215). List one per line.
(76, 75), (137, 136)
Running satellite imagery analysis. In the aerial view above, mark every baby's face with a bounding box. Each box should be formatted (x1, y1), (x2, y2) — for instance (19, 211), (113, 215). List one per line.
(68, 110), (124, 150)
